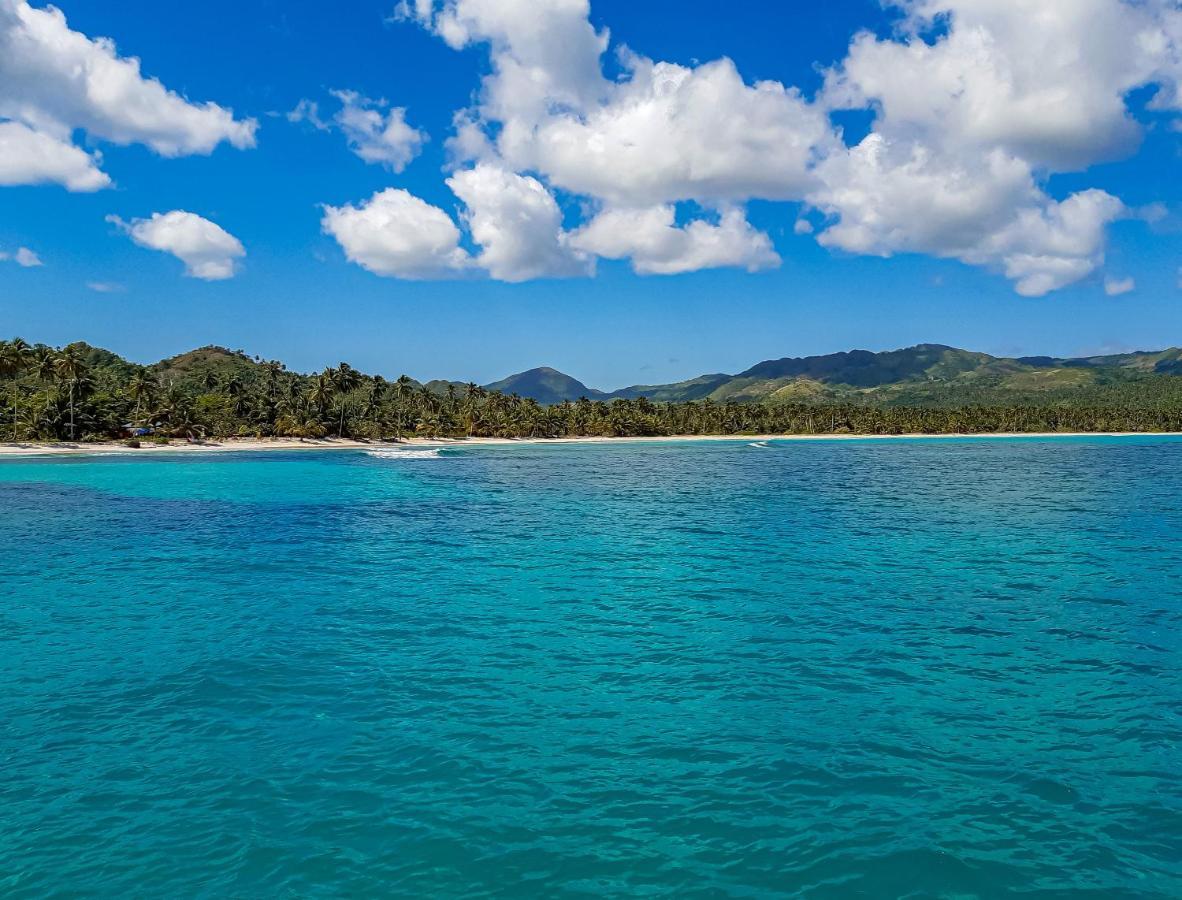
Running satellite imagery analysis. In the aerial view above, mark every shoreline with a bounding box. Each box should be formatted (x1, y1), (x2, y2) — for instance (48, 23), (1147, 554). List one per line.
(0, 431), (1180, 458)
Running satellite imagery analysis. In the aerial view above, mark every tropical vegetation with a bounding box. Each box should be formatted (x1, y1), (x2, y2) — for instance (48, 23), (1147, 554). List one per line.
(4, 339), (1182, 443)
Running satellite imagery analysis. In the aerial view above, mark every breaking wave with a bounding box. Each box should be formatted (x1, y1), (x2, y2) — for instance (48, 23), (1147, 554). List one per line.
(364, 447), (446, 461)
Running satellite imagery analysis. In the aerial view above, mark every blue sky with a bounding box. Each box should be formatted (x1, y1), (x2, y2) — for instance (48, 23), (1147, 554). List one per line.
(0, 0), (1180, 389)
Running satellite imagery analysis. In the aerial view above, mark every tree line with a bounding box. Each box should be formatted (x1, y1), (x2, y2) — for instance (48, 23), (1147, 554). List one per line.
(3, 338), (1182, 443)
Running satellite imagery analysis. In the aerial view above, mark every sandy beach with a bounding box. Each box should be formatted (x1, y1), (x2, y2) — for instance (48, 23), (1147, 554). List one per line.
(0, 432), (1178, 458)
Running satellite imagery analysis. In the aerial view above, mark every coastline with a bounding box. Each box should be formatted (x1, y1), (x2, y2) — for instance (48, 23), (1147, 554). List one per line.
(0, 431), (1180, 458)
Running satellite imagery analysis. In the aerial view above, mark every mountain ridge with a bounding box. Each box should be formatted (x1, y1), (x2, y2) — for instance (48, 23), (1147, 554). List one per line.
(20, 340), (1182, 409)
(484, 344), (1182, 406)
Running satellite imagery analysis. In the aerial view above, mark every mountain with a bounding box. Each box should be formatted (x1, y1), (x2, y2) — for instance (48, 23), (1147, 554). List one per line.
(153, 346), (265, 385)
(487, 345), (1182, 407)
(483, 367), (608, 404)
(28, 339), (1182, 410)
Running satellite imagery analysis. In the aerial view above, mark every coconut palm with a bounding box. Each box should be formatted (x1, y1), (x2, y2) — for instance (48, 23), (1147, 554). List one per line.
(329, 363), (363, 436)
(393, 374), (414, 441)
(307, 373), (334, 420)
(0, 338), (32, 440)
(31, 346), (57, 427)
(363, 376), (387, 434)
(127, 370), (157, 428)
(53, 345), (88, 441)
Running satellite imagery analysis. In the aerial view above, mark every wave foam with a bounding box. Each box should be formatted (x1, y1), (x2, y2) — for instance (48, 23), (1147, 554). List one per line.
(365, 447), (445, 461)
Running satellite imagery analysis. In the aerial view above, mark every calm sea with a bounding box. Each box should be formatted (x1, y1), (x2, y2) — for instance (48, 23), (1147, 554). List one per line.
(1, 438), (1179, 898)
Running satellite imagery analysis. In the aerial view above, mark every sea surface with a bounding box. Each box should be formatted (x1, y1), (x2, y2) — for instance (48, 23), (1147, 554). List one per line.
(1, 437), (1180, 898)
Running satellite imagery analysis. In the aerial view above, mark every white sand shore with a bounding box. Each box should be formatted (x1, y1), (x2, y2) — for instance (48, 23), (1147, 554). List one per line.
(0, 432), (1178, 458)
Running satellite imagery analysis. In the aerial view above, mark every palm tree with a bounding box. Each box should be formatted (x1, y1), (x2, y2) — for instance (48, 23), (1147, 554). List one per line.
(393, 374), (414, 441)
(53, 345), (88, 441)
(31, 347), (57, 427)
(329, 363), (363, 436)
(261, 361), (284, 428)
(159, 387), (202, 439)
(307, 373), (334, 421)
(127, 370), (156, 428)
(363, 376), (387, 435)
(0, 338), (32, 441)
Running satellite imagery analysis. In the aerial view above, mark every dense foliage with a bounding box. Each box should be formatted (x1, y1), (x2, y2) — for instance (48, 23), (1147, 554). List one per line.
(4, 339), (1182, 442)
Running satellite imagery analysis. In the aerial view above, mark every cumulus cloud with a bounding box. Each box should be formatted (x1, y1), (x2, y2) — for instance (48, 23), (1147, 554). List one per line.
(0, 245), (42, 267)
(446, 164), (589, 281)
(397, 0), (609, 121)
(109, 211), (246, 281)
(1104, 275), (1136, 296)
(321, 189), (470, 279)
(331, 90), (427, 172)
(86, 281), (125, 293)
(0, 120), (110, 191)
(570, 206), (779, 275)
(808, 136), (1126, 296)
(374, 0), (1181, 292)
(496, 54), (834, 207)
(321, 167), (588, 282)
(371, 0), (807, 279)
(802, 0), (1181, 294)
(289, 90), (428, 172)
(822, 0), (1161, 171)
(405, 1), (831, 206)
(0, 0), (256, 190)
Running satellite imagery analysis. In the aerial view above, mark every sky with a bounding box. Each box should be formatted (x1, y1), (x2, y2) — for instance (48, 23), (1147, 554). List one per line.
(0, 0), (1180, 390)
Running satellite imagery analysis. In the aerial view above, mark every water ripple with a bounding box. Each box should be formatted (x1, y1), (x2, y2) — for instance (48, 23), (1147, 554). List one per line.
(0, 438), (1180, 897)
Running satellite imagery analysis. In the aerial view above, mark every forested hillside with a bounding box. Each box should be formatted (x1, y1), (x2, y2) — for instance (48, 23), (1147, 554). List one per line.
(3, 338), (1182, 442)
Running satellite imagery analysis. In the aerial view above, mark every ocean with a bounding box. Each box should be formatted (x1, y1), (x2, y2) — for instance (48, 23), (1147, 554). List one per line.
(1, 437), (1179, 897)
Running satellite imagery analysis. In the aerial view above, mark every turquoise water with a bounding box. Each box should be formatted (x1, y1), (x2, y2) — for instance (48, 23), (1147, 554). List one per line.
(1, 437), (1180, 898)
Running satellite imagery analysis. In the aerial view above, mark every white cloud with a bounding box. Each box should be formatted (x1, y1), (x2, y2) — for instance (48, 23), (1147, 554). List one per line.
(0, 245), (42, 267)
(398, 0), (609, 121)
(86, 281), (125, 293)
(289, 90), (428, 172)
(408, 0), (832, 206)
(287, 98), (329, 132)
(14, 246), (41, 266)
(0, 0), (256, 190)
(0, 120), (110, 191)
(802, 0), (1178, 294)
(497, 54), (834, 207)
(383, 0), (1178, 292)
(446, 164), (588, 281)
(386, 0), (825, 278)
(331, 90), (427, 172)
(1104, 275), (1136, 296)
(321, 189), (470, 279)
(570, 206), (779, 275)
(821, 0), (1165, 171)
(109, 211), (246, 281)
(322, 168), (588, 282)
(809, 135), (1126, 295)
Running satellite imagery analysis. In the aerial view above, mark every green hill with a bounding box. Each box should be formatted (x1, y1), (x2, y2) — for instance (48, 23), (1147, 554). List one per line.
(484, 367), (607, 404)
(589, 344), (1182, 407)
(7, 336), (1182, 442)
(152, 346), (267, 387)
